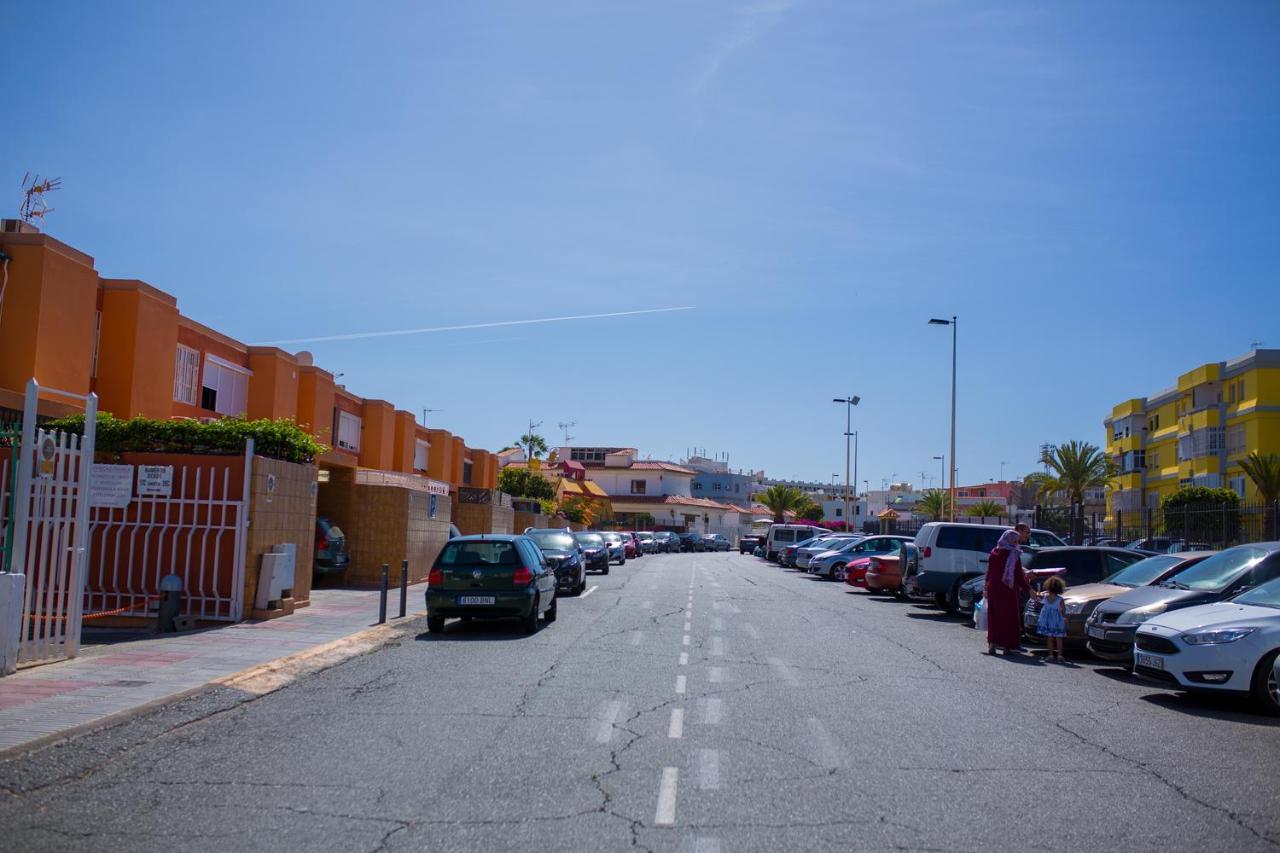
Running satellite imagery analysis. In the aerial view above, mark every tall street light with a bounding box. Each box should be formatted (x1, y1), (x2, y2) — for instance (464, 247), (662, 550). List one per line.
(833, 396), (861, 531)
(928, 316), (957, 521)
(933, 455), (945, 502)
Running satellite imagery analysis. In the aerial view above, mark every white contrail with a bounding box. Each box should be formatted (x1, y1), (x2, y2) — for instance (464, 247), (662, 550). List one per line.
(255, 306), (696, 346)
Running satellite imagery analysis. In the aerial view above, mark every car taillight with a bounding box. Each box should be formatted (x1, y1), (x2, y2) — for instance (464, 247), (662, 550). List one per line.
(922, 546), (931, 558)
(513, 566), (534, 586)
(428, 567), (443, 587)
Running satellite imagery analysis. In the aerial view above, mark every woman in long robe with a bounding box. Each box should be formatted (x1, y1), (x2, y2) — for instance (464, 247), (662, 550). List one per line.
(985, 528), (1031, 654)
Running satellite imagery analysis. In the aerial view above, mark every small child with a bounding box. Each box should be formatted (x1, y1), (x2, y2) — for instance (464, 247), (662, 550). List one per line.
(1036, 575), (1068, 661)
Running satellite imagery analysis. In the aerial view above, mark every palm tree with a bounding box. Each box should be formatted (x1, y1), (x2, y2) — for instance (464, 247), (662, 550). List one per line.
(759, 485), (807, 523)
(917, 489), (951, 521)
(515, 432), (549, 460)
(1038, 441), (1114, 506)
(966, 499), (1005, 519)
(1240, 452), (1280, 539)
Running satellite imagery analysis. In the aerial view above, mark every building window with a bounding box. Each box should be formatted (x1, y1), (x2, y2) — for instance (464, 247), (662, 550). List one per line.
(1226, 425), (1246, 456)
(463, 459), (473, 485)
(693, 482), (703, 491)
(835, 507), (843, 518)
(570, 448), (607, 464)
(713, 482), (722, 490)
(173, 345), (201, 405)
(335, 410), (362, 452)
(1229, 476), (1247, 498)
(734, 483), (740, 493)
(200, 355), (250, 416)
(414, 439), (429, 471)
(630, 479), (646, 495)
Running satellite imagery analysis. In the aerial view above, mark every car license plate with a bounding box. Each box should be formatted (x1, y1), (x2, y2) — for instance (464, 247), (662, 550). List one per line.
(1136, 652), (1163, 671)
(457, 595), (496, 606)
(1087, 625), (1107, 640)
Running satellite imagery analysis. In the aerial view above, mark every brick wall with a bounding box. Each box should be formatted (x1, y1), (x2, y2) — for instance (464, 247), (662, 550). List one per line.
(245, 456), (318, 611)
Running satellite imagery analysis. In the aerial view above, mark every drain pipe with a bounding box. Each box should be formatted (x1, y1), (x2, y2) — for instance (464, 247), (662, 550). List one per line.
(0, 250), (10, 330)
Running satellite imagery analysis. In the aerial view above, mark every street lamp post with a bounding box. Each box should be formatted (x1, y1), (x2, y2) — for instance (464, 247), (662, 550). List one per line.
(933, 455), (945, 499)
(832, 396), (861, 532)
(928, 316), (957, 521)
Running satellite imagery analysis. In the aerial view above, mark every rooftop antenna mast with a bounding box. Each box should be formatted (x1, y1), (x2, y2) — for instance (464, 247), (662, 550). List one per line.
(422, 407), (442, 426)
(558, 420), (576, 444)
(19, 173), (62, 225)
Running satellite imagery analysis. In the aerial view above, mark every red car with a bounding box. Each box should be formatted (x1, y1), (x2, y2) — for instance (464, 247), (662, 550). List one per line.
(619, 532), (638, 559)
(842, 556), (876, 588)
(865, 555), (904, 596)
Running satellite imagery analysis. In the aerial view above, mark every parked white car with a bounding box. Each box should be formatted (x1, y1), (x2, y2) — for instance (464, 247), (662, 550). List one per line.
(912, 522), (1066, 612)
(1134, 576), (1280, 715)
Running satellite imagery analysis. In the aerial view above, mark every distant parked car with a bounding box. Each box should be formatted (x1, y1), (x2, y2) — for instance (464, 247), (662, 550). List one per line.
(314, 516), (350, 575)
(865, 554), (908, 596)
(654, 532), (680, 553)
(1125, 537), (1179, 553)
(1088, 543), (1280, 664)
(679, 532), (706, 552)
(813, 535), (907, 581)
(425, 535), (557, 634)
(573, 532), (611, 574)
(600, 532), (628, 564)
(635, 532), (658, 554)
(1135, 576), (1280, 715)
(764, 524), (828, 562)
(794, 535), (859, 569)
(525, 528), (588, 595)
(739, 534), (764, 554)
(703, 533), (731, 551)
(617, 533), (638, 560)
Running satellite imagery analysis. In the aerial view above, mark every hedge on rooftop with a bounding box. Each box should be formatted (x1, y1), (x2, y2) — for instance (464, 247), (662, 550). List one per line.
(45, 413), (327, 464)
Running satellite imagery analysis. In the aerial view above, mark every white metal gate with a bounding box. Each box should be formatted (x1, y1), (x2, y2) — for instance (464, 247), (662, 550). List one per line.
(10, 380), (97, 665)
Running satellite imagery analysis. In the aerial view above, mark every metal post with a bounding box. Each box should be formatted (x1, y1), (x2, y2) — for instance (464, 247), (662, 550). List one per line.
(398, 559), (408, 618)
(852, 431), (858, 533)
(949, 317), (957, 522)
(378, 563), (389, 624)
(843, 404), (851, 533)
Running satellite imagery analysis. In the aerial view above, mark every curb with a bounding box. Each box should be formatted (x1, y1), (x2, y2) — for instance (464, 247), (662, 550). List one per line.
(0, 612), (425, 761)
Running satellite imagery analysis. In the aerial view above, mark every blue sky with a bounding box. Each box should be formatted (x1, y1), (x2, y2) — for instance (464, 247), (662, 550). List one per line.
(4, 1), (1279, 491)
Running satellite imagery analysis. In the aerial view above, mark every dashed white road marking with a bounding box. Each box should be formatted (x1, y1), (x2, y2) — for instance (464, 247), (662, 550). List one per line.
(630, 631), (644, 646)
(711, 636), (724, 657)
(743, 623), (760, 639)
(768, 657), (800, 686)
(668, 708), (684, 738)
(704, 696), (723, 724)
(655, 767), (679, 826)
(643, 601), (654, 609)
(675, 674), (687, 694)
(679, 652), (689, 665)
(684, 621), (692, 632)
(712, 601), (722, 611)
(711, 616), (724, 632)
(709, 667), (725, 683)
(595, 700), (623, 743)
(580, 585), (598, 599)
(806, 717), (842, 769)
(699, 749), (720, 790)
(682, 634), (691, 646)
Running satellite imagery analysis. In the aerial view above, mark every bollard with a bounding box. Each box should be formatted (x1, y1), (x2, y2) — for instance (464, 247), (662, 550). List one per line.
(399, 559), (408, 618)
(157, 574), (183, 633)
(378, 563), (389, 624)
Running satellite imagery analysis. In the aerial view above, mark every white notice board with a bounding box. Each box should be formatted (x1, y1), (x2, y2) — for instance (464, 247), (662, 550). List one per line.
(89, 464), (134, 508)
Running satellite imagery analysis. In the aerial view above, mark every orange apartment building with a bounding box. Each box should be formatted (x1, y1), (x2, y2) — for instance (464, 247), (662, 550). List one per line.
(0, 219), (500, 587)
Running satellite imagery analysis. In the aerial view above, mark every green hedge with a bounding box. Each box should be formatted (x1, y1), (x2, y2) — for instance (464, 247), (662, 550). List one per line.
(44, 414), (327, 464)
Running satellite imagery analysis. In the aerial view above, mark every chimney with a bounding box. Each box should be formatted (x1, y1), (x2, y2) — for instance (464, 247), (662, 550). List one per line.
(2, 219), (40, 234)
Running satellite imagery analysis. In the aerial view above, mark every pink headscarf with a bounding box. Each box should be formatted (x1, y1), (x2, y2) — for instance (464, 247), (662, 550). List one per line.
(997, 529), (1022, 587)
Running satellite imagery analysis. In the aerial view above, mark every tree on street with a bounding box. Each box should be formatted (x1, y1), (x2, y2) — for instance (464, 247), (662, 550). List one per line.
(965, 499), (1005, 519)
(759, 485), (807, 523)
(918, 488), (951, 520)
(1036, 440), (1114, 505)
(515, 432), (549, 460)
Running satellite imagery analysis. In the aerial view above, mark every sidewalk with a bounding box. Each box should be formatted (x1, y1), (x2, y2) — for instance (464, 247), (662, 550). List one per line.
(0, 585), (425, 755)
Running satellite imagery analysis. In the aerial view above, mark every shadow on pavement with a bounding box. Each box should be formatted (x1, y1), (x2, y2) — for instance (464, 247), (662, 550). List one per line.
(1136, 691), (1279, 727)
(413, 619), (534, 642)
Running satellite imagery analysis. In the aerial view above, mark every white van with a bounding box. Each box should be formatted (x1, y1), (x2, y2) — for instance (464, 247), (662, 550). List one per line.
(765, 524), (827, 562)
(912, 522), (1065, 611)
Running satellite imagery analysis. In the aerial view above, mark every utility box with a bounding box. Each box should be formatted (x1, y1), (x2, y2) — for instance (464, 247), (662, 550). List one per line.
(253, 544), (297, 618)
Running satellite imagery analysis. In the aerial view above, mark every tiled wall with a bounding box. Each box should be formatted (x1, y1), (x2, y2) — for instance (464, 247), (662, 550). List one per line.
(245, 456), (318, 611)
(453, 501), (515, 536)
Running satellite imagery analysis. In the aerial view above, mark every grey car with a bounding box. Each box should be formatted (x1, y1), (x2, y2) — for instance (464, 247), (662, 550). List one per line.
(703, 533), (731, 551)
(795, 535), (860, 570)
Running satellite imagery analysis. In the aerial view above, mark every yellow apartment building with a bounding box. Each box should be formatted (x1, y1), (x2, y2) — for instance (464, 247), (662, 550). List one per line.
(1105, 348), (1280, 513)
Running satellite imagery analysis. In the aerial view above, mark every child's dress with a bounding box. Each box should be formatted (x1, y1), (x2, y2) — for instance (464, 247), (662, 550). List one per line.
(1037, 595), (1066, 638)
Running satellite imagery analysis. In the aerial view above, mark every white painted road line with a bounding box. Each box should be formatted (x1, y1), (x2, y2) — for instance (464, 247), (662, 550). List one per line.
(711, 636), (724, 657)
(668, 708), (684, 738)
(806, 717), (842, 769)
(711, 616), (724, 632)
(684, 621), (691, 632)
(699, 749), (720, 790)
(712, 601), (722, 611)
(679, 652), (688, 666)
(643, 601), (653, 609)
(704, 696), (723, 725)
(630, 631), (644, 646)
(655, 767), (679, 826)
(580, 585), (598, 599)
(708, 667), (725, 683)
(595, 700), (623, 744)
(768, 657), (800, 686)
(675, 674), (687, 694)
(682, 634), (691, 646)
(743, 623), (760, 639)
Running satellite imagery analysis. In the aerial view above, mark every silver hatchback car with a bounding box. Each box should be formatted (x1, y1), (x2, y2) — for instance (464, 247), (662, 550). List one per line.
(703, 533), (731, 551)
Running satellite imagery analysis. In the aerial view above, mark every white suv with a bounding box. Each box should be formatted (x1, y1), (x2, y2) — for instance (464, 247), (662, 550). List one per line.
(912, 522), (1065, 611)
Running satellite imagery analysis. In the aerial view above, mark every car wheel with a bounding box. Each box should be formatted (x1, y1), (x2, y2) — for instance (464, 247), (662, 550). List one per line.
(576, 572), (587, 594)
(523, 597), (541, 634)
(1250, 649), (1280, 716)
(427, 615), (446, 634)
(833, 564), (847, 581)
(602, 564), (610, 575)
(544, 595), (558, 623)
(933, 592), (948, 610)
(619, 555), (626, 565)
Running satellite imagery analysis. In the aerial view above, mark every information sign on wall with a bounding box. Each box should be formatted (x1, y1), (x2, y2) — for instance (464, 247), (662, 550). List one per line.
(137, 465), (174, 497)
(89, 464), (135, 508)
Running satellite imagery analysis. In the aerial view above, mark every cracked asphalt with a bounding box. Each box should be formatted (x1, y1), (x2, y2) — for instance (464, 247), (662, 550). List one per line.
(0, 552), (1278, 852)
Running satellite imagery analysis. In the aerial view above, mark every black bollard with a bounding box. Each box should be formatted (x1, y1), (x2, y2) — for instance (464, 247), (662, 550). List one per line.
(398, 559), (408, 618)
(378, 563), (389, 624)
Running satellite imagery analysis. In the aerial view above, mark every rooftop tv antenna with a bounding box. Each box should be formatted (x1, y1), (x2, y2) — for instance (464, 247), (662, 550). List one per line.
(20, 173), (61, 225)
(1251, 341), (1265, 350)
(558, 420), (576, 444)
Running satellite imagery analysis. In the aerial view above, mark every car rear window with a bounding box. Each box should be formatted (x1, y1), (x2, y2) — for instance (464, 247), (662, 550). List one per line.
(529, 532), (576, 550)
(439, 541), (520, 567)
(773, 530), (795, 542)
(575, 533), (604, 546)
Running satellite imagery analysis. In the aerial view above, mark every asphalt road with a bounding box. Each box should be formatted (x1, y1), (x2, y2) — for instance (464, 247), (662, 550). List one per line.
(1, 552), (1278, 852)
